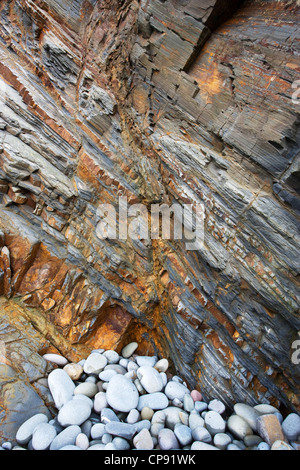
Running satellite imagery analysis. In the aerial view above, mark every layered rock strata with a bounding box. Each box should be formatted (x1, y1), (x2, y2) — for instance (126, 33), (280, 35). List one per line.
(0, 0), (299, 440)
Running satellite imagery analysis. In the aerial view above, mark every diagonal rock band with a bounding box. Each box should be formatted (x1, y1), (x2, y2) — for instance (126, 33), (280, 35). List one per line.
(0, 0), (299, 444)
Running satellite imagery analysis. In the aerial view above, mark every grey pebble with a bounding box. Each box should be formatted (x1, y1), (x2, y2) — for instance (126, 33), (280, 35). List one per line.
(282, 413), (300, 441)
(16, 414), (49, 446)
(174, 424), (193, 446)
(137, 392), (169, 411)
(204, 411), (226, 436)
(158, 428), (179, 450)
(48, 369), (75, 410)
(58, 399), (92, 427)
(105, 422), (137, 440)
(106, 375), (139, 412)
(165, 381), (190, 401)
(31, 423), (57, 450)
(50, 425), (81, 450)
(191, 426), (212, 443)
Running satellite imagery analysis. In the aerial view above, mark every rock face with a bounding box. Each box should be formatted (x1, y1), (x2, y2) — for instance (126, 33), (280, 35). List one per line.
(0, 0), (299, 437)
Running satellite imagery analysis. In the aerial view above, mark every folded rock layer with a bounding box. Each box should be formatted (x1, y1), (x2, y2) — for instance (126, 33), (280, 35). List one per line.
(0, 0), (299, 437)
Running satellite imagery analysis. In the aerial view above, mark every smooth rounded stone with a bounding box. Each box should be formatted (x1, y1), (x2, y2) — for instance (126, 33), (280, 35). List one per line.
(113, 437), (131, 450)
(16, 414), (49, 446)
(48, 369), (75, 410)
(105, 422), (137, 440)
(192, 426), (212, 443)
(135, 420), (151, 433)
(208, 399), (226, 415)
(165, 381), (189, 401)
(122, 342), (138, 358)
(204, 411), (226, 436)
(271, 440), (293, 450)
(32, 423), (57, 450)
(213, 433), (232, 450)
(174, 424), (193, 446)
(141, 407), (154, 421)
(106, 375), (139, 412)
(227, 415), (253, 440)
(257, 442), (271, 450)
(85, 375), (97, 384)
(158, 428), (179, 450)
(234, 403), (262, 432)
(136, 356), (158, 367)
(244, 434), (263, 447)
(94, 392), (108, 413)
(191, 390), (202, 402)
(105, 443), (117, 450)
(1, 442), (12, 450)
(164, 407), (188, 430)
(154, 359), (169, 373)
(99, 369), (117, 382)
(57, 399), (92, 427)
(189, 410), (205, 430)
(133, 428), (154, 450)
(101, 408), (120, 424)
(76, 433), (90, 450)
(160, 372), (168, 387)
(83, 353), (107, 375)
(151, 411), (166, 437)
(102, 433), (113, 444)
(137, 366), (164, 393)
(254, 404), (279, 414)
(127, 360), (139, 372)
(63, 363), (83, 381)
(43, 354), (68, 367)
(59, 445), (82, 450)
(274, 411), (284, 424)
(50, 425), (81, 450)
(282, 413), (300, 441)
(91, 423), (106, 440)
(119, 358), (129, 369)
(232, 439), (246, 450)
(127, 409), (140, 424)
(183, 393), (194, 412)
(103, 350), (119, 364)
(73, 394), (94, 409)
(194, 401), (208, 413)
(74, 382), (98, 398)
(191, 441), (219, 451)
(88, 444), (106, 450)
(104, 363), (127, 375)
(137, 392), (169, 411)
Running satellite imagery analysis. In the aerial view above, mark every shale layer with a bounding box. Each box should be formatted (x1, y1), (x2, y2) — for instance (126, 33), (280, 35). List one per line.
(0, 0), (299, 441)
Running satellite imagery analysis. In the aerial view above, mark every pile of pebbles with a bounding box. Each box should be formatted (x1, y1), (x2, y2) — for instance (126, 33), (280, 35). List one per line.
(2, 343), (300, 451)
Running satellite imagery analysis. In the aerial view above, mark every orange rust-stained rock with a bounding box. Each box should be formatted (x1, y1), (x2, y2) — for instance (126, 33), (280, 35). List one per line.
(0, 0), (299, 419)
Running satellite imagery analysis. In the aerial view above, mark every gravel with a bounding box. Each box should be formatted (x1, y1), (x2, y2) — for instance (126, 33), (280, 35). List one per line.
(6, 343), (300, 451)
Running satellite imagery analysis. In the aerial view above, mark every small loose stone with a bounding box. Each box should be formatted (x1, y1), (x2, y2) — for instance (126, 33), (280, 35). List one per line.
(122, 342), (138, 359)
(227, 415), (253, 440)
(158, 428), (179, 450)
(43, 354), (68, 367)
(83, 353), (107, 375)
(63, 363), (83, 381)
(16, 414), (49, 446)
(32, 423), (57, 450)
(133, 428), (154, 450)
(58, 399), (92, 427)
(76, 433), (90, 450)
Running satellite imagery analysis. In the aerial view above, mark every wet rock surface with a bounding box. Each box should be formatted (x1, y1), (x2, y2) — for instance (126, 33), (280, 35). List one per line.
(0, 0), (299, 437)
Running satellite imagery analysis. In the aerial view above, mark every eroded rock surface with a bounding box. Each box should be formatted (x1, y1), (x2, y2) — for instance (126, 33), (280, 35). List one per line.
(0, 0), (299, 431)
